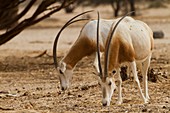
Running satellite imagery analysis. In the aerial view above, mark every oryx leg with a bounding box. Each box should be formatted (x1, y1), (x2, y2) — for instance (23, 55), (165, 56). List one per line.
(141, 54), (151, 100)
(126, 63), (132, 79)
(116, 69), (123, 105)
(130, 61), (148, 103)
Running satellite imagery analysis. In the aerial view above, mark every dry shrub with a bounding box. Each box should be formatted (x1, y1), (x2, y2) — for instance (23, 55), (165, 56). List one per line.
(148, 1), (167, 8)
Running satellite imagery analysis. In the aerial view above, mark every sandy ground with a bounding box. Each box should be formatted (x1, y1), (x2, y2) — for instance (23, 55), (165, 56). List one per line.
(0, 4), (170, 113)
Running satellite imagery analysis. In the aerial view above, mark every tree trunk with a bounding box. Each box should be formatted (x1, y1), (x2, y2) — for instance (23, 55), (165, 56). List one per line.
(129, 0), (136, 16)
(0, 0), (19, 29)
(115, 0), (121, 17)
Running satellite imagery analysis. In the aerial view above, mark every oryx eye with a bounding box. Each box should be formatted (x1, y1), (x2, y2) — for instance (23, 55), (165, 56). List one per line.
(59, 70), (63, 74)
(108, 81), (112, 86)
(112, 70), (116, 74)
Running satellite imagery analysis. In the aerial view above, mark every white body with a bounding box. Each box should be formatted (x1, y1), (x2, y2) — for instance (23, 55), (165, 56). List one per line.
(58, 19), (114, 90)
(100, 17), (154, 106)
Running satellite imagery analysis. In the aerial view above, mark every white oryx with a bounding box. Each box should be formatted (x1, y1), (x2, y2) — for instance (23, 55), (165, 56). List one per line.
(53, 11), (154, 106)
(53, 11), (113, 90)
(96, 12), (154, 106)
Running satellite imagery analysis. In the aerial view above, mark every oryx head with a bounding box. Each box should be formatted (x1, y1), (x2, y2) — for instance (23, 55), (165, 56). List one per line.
(53, 10), (93, 91)
(96, 12), (132, 106)
(57, 61), (73, 91)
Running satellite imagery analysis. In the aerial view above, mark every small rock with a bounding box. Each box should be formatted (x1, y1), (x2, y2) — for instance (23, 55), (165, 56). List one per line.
(142, 108), (147, 112)
(36, 87), (43, 90)
(67, 91), (71, 95)
(162, 106), (166, 109)
(23, 91), (30, 96)
(74, 104), (78, 107)
(162, 74), (168, 79)
(81, 85), (89, 90)
(153, 31), (164, 39)
(78, 94), (82, 97)
(148, 68), (157, 82)
(58, 91), (61, 95)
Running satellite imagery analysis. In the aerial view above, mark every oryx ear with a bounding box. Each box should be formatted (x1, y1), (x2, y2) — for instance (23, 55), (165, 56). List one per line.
(61, 62), (66, 72)
(58, 62), (66, 74)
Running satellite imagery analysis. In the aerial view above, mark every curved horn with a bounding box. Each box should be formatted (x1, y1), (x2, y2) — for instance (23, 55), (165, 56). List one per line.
(96, 11), (103, 78)
(53, 10), (94, 69)
(104, 11), (135, 77)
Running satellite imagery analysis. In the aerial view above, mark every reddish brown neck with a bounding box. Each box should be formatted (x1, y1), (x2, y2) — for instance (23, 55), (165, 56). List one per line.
(63, 37), (97, 69)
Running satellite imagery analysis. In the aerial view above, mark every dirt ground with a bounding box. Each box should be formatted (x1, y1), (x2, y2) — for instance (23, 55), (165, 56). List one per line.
(0, 4), (170, 113)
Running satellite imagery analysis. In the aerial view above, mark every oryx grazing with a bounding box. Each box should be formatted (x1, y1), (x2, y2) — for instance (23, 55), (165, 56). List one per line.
(53, 11), (154, 106)
(96, 12), (154, 106)
(53, 10), (113, 90)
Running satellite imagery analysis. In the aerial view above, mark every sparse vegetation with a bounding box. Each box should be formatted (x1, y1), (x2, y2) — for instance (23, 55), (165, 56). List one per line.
(148, 0), (167, 8)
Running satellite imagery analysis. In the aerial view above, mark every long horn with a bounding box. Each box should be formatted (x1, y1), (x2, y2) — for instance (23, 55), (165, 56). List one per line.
(104, 11), (135, 77)
(53, 10), (94, 69)
(96, 11), (103, 78)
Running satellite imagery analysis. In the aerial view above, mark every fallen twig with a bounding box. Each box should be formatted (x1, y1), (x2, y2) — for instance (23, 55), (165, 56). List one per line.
(33, 50), (53, 58)
(0, 106), (14, 110)
(34, 50), (47, 58)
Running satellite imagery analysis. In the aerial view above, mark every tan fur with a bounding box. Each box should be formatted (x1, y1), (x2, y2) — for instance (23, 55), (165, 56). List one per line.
(107, 34), (135, 71)
(104, 17), (153, 73)
(63, 36), (104, 69)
